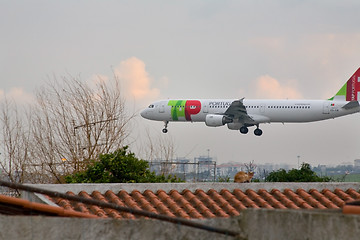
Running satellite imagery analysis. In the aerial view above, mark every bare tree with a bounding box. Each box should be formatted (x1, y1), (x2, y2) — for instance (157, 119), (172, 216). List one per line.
(244, 160), (257, 173)
(0, 98), (31, 184)
(27, 74), (134, 183)
(141, 129), (176, 175)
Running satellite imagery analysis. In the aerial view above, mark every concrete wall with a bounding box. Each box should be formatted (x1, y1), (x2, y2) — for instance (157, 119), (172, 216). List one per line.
(0, 214), (238, 240)
(18, 183), (360, 239)
(1, 208), (360, 240)
(240, 209), (360, 240)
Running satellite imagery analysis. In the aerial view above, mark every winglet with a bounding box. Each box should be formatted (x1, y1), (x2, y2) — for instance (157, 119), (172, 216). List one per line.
(329, 68), (360, 101)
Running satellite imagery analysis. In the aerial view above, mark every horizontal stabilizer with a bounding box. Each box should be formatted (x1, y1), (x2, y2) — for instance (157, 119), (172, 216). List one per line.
(342, 101), (360, 110)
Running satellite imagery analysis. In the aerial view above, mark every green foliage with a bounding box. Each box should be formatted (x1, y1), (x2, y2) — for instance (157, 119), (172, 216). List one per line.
(217, 176), (230, 182)
(266, 163), (332, 182)
(65, 146), (182, 183)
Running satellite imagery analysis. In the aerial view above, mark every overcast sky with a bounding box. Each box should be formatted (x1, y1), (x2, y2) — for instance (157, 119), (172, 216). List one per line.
(1, 1), (360, 166)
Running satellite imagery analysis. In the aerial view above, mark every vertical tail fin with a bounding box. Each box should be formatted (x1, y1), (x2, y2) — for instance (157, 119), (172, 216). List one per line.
(330, 68), (360, 101)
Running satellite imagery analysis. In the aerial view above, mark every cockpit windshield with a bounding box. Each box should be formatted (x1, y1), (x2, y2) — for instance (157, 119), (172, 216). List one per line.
(148, 104), (154, 108)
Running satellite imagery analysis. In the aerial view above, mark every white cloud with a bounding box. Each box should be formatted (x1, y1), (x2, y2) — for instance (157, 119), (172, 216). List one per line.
(114, 57), (160, 101)
(255, 75), (303, 99)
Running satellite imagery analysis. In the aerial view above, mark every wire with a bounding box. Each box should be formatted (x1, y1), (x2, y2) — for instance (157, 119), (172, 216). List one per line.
(0, 180), (242, 238)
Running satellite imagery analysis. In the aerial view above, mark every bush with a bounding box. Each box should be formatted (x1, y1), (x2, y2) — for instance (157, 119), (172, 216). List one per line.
(65, 146), (182, 183)
(266, 163), (332, 182)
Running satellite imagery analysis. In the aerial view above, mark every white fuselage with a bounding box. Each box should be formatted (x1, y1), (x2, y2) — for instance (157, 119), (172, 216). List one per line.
(141, 99), (360, 124)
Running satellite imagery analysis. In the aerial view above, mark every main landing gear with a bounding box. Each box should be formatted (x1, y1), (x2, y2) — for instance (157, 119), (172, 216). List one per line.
(239, 125), (263, 136)
(162, 121), (169, 133)
(254, 128), (263, 136)
(240, 126), (249, 134)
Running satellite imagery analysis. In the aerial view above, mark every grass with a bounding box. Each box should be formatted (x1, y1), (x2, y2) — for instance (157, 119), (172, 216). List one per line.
(329, 173), (360, 182)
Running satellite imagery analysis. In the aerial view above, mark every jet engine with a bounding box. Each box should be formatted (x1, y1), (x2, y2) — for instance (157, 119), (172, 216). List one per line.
(205, 114), (233, 127)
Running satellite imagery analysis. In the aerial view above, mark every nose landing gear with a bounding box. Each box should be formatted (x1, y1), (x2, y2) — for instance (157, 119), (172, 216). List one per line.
(162, 121), (169, 133)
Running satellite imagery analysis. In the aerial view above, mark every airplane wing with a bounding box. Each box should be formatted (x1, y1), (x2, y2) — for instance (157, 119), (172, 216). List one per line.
(224, 98), (255, 123)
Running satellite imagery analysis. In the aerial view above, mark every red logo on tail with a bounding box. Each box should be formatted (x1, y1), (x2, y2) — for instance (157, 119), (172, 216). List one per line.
(346, 68), (360, 101)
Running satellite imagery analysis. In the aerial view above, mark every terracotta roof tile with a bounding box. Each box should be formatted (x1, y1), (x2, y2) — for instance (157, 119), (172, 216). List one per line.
(92, 191), (122, 219)
(170, 189), (203, 218)
(208, 189), (240, 216)
(284, 188), (313, 209)
(45, 186), (360, 219)
(80, 191), (107, 217)
(143, 190), (176, 217)
(66, 191), (92, 214)
(246, 189), (274, 209)
(298, 189), (327, 209)
(119, 190), (141, 212)
(271, 189), (300, 209)
(105, 190), (135, 219)
(347, 188), (360, 199)
(334, 188), (354, 203)
(156, 190), (190, 219)
(233, 189), (260, 208)
(195, 189), (229, 217)
(220, 189), (247, 211)
(258, 189), (286, 209)
(132, 190), (158, 214)
(320, 189), (344, 208)
(183, 189), (215, 218)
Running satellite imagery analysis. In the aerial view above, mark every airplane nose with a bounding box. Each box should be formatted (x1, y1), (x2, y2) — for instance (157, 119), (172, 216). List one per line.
(140, 109), (148, 119)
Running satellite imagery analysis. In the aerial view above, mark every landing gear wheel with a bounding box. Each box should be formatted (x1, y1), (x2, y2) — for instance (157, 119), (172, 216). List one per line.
(240, 126), (249, 134)
(162, 121), (169, 133)
(254, 128), (263, 136)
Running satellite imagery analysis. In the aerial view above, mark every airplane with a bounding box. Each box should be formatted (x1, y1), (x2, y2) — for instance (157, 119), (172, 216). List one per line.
(140, 68), (360, 136)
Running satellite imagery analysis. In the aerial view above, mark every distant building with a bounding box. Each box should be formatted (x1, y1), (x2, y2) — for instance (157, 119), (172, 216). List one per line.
(354, 159), (360, 168)
(216, 162), (243, 177)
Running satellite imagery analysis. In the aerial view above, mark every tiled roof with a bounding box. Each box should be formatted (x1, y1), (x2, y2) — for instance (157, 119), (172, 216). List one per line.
(46, 186), (360, 219)
(0, 194), (97, 218)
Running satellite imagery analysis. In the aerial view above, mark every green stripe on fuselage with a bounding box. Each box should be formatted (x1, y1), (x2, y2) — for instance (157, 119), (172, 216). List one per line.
(168, 100), (186, 121)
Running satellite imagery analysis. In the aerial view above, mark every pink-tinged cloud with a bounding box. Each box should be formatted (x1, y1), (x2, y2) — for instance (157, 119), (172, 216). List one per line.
(255, 75), (303, 99)
(115, 57), (160, 100)
(0, 87), (35, 104)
